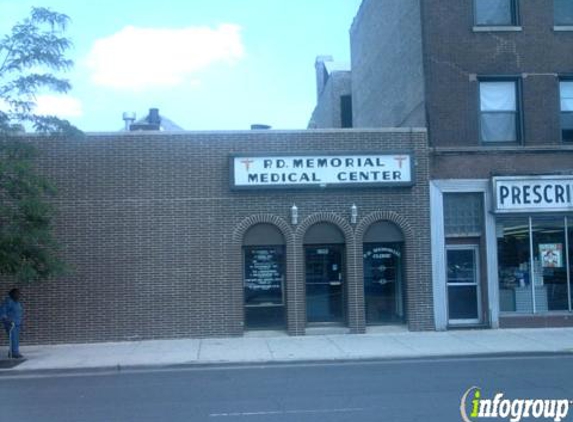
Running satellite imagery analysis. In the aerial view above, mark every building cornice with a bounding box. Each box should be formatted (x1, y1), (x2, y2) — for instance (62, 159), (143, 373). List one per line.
(431, 145), (573, 155)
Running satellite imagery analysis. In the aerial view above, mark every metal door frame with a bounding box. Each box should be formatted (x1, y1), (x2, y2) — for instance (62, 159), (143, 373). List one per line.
(304, 244), (346, 325)
(446, 244), (482, 325)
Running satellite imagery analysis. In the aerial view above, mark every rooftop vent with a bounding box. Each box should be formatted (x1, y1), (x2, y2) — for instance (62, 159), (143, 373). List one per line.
(122, 112), (136, 131)
(250, 124), (272, 130)
(130, 108), (161, 131)
(148, 108), (161, 126)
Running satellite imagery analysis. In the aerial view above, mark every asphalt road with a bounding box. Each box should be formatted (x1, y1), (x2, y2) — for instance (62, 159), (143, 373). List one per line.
(2, 355), (573, 422)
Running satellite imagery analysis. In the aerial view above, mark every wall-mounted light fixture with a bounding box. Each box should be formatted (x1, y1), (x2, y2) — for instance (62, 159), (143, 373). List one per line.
(291, 204), (298, 225)
(350, 204), (358, 224)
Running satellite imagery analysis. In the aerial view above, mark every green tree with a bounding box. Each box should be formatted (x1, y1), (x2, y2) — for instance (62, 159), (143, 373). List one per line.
(0, 7), (80, 281)
(0, 140), (67, 281)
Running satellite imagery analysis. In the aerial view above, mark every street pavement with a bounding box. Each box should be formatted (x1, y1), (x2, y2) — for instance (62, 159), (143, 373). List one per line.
(3, 355), (573, 422)
(2, 326), (573, 374)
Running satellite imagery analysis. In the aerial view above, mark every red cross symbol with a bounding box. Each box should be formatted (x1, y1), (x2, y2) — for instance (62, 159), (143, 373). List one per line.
(394, 156), (408, 169)
(241, 159), (254, 171)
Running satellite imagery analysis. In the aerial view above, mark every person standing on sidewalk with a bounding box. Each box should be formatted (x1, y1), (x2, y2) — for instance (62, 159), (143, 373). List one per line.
(0, 288), (24, 359)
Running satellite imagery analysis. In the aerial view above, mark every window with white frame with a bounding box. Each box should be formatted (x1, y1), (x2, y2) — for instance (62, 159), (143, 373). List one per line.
(554, 0), (573, 26)
(479, 80), (519, 143)
(475, 0), (518, 26)
(560, 81), (573, 142)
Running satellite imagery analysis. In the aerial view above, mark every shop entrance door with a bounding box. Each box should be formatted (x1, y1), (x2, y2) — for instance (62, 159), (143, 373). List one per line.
(305, 245), (345, 323)
(363, 243), (404, 324)
(447, 245), (482, 325)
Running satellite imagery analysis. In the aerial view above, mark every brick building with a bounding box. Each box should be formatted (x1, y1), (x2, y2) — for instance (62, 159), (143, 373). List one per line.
(3, 129), (433, 344)
(5, 0), (572, 346)
(340, 0), (573, 329)
(308, 56), (353, 129)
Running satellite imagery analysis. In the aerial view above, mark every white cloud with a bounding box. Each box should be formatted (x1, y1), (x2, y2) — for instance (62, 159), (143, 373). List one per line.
(86, 24), (245, 90)
(35, 95), (83, 117)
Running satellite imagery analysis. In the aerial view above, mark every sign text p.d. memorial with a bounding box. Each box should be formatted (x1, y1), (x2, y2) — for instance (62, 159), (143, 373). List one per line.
(231, 154), (414, 189)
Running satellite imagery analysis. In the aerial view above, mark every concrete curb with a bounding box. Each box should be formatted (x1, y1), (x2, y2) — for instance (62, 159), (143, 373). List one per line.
(1, 350), (572, 378)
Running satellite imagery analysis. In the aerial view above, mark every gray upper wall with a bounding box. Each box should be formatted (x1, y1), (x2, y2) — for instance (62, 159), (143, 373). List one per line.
(308, 57), (352, 129)
(350, 0), (426, 128)
(308, 71), (352, 129)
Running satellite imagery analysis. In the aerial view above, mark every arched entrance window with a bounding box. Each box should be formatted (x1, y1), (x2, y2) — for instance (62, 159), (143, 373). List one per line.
(243, 224), (286, 330)
(363, 221), (405, 324)
(304, 223), (346, 325)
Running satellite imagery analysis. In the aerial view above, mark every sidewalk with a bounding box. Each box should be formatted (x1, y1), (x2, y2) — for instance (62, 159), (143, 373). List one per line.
(3, 327), (573, 374)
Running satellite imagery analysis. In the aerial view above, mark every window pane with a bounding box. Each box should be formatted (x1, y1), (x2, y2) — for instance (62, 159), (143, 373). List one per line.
(480, 82), (516, 111)
(476, 0), (514, 25)
(363, 243), (404, 324)
(447, 249), (477, 284)
(567, 219), (573, 312)
(481, 113), (517, 142)
(448, 286), (479, 319)
(560, 82), (573, 111)
(245, 306), (285, 329)
(555, 0), (573, 25)
(305, 245), (344, 323)
(498, 217), (532, 313)
(561, 113), (573, 142)
(444, 193), (483, 237)
(340, 95), (353, 128)
(244, 246), (285, 306)
(532, 217), (568, 312)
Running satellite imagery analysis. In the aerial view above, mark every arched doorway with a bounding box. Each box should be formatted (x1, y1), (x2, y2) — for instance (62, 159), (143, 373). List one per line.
(304, 222), (346, 324)
(243, 223), (286, 330)
(363, 221), (405, 324)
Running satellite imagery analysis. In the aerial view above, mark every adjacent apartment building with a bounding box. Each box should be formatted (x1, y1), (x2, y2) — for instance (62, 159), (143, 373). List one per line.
(311, 0), (573, 329)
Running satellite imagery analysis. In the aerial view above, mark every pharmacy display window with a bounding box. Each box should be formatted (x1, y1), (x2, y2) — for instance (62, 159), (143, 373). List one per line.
(497, 216), (572, 314)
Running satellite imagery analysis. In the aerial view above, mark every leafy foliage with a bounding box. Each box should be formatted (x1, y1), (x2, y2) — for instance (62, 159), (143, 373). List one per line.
(0, 8), (80, 281)
(0, 139), (68, 281)
(0, 7), (80, 135)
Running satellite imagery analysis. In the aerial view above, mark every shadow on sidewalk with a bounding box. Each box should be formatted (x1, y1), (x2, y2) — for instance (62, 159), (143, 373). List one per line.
(0, 358), (26, 369)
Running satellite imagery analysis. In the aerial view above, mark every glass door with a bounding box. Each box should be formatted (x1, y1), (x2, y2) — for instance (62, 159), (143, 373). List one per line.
(447, 245), (482, 325)
(363, 243), (404, 324)
(305, 245), (344, 323)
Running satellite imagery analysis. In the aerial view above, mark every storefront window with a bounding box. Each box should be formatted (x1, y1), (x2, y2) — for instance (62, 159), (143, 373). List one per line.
(498, 216), (573, 314)
(532, 218), (568, 312)
(568, 218), (573, 308)
(497, 217), (532, 313)
(244, 245), (285, 328)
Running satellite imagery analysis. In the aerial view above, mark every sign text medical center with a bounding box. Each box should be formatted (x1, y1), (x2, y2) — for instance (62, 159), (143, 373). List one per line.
(232, 154), (413, 189)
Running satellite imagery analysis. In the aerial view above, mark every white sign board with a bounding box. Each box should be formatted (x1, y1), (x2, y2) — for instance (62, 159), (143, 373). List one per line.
(231, 154), (413, 189)
(493, 176), (573, 213)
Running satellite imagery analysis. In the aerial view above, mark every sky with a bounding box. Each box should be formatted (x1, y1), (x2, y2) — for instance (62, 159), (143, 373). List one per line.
(1, 0), (362, 132)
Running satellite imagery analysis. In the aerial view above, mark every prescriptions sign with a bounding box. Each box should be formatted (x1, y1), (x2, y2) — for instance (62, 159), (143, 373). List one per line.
(493, 176), (573, 213)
